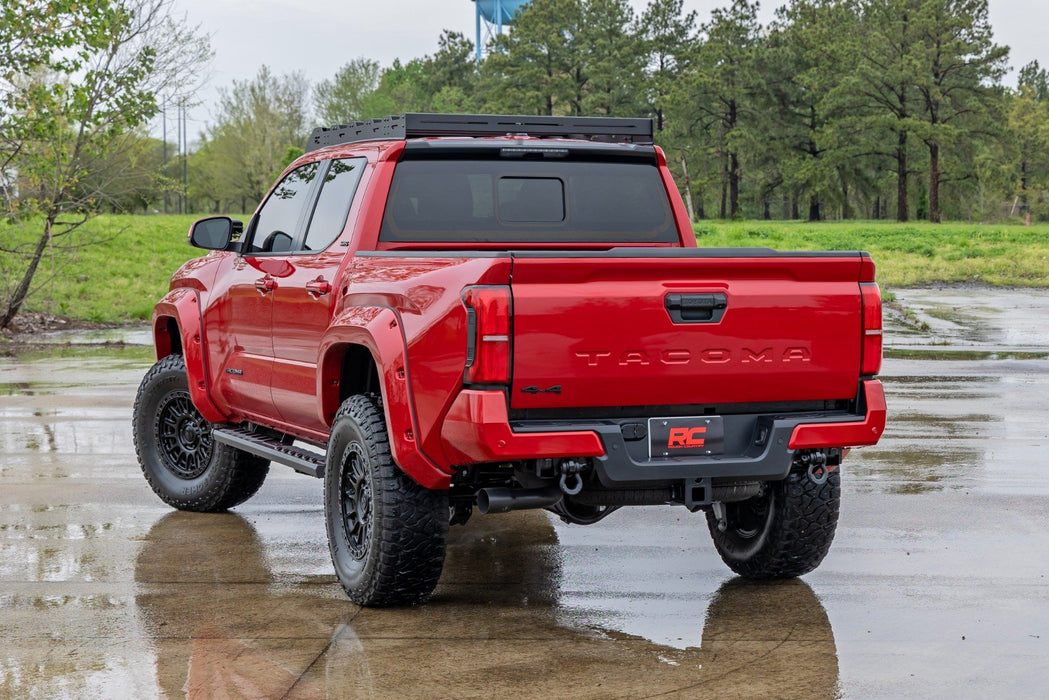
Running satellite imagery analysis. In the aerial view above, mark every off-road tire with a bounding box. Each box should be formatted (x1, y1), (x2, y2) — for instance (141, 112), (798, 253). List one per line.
(706, 469), (840, 579)
(132, 354), (269, 512)
(324, 394), (448, 606)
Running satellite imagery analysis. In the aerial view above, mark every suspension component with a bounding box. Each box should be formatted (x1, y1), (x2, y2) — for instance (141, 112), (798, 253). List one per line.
(711, 501), (728, 532)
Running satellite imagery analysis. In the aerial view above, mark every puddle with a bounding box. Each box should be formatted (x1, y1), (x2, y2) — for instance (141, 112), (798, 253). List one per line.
(5, 343), (155, 363)
(9, 326), (152, 347)
(885, 375), (997, 385)
(889, 287), (1049, 350)
(0, 381), (74, 397)
(885, 348), (1049, 361)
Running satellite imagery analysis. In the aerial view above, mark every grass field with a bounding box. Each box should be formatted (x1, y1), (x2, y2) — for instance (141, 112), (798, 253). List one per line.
(695, 220), (1049, 287)
(1, 214), (231, 324)
(2, 214), (1048, 325)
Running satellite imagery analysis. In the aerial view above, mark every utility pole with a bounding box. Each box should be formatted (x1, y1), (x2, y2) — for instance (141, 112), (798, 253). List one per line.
(181, 97), (188, 215)
(175, 99), (182, 214)
(162, 97), (168, 214)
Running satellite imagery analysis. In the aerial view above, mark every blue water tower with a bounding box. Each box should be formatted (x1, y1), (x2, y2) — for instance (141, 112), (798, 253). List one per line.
(473, 0), (532, 62)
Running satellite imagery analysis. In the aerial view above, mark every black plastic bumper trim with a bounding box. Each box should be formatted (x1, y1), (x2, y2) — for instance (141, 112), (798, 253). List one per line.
(510, 411), (862, 486)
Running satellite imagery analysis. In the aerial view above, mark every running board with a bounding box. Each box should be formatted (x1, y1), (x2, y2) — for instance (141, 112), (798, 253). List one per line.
(212, 426), (326, 478)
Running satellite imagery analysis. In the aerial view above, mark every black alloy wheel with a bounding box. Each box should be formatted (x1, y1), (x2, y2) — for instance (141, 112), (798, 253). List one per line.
(155, 390), (214, 479)
(338, 440), (372, 560)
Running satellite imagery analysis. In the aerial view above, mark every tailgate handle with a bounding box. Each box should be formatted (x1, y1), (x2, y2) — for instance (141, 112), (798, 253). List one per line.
(665, 293), (727, 324)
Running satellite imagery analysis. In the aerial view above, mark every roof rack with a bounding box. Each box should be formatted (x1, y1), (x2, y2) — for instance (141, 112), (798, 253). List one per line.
(305, 113), (654, 152)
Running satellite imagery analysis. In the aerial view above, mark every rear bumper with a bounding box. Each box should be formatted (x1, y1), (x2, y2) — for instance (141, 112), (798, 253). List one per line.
(440, 380), (885, 485)
(440, 389), (604, 464)
(789, 379), (886, 449)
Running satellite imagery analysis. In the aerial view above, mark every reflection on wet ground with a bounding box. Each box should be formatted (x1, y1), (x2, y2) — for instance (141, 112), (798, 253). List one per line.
(2, 288), (1048, 697)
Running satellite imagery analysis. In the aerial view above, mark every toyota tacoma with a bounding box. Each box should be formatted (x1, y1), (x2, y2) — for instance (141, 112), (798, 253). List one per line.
(132, 113), (886, 606)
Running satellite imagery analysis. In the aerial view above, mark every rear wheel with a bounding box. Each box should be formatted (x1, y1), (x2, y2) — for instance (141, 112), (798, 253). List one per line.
(132, 354), (268, 512)
(706, 469), (840, 579)
(324, 394), (448, 606)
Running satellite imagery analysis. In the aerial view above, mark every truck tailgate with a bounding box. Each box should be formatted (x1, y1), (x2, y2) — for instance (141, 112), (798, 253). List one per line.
(509, 250), (867, 410)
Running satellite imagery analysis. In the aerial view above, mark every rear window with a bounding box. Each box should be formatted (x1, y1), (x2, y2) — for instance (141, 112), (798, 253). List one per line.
(379, 159), (676, 243)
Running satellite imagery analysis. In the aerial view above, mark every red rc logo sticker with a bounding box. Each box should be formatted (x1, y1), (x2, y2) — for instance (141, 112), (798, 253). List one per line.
(668, 426), (707, 449)
(649, 416), (725, 458)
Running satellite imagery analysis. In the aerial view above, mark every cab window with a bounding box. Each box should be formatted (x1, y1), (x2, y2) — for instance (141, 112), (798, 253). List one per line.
(303, 158), (366, 251)
(245, 162), (319, 254)
(379, 158), (675, 243)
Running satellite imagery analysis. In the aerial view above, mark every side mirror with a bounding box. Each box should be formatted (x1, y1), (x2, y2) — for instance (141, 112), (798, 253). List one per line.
(188, 216), (242, 251)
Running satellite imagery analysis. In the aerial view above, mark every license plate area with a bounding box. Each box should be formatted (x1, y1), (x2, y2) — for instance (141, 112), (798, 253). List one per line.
(648, 416), (725, 459)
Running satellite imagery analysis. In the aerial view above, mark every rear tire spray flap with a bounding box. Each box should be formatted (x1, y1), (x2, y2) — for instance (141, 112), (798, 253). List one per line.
(318, 306), (452, 489)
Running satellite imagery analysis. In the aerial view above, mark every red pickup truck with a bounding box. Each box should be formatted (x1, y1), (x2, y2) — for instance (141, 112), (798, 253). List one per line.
(132, 113), (886, 606)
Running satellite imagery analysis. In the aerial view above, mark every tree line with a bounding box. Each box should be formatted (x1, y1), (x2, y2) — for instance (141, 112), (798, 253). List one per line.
(186, 0), (1048, 225)
(1, 0), (210, 327)
(7, 0), (1047, 229)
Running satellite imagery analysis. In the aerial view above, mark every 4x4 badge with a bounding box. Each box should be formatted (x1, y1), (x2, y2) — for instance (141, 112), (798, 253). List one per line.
(521, 385), (561, 394)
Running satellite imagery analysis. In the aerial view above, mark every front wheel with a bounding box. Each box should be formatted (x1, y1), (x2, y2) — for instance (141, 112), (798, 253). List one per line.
(706, 469), (840, 579)
(324, 394), (448, 606)
(132, 354), (269, 512)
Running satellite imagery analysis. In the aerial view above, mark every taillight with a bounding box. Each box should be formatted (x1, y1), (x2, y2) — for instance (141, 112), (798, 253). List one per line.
(463, 286), (511, 384)
(860, 282), (882, 376)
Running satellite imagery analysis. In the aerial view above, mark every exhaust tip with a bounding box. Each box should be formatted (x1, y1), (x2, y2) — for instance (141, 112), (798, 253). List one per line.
(475, 485), (562, 515)
(476, 489), (494, 515)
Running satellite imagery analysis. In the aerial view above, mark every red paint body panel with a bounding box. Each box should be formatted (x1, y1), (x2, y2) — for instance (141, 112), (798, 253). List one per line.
(509, 255), (866, 410)
(318, 306), (451, 489)
(654, 146), (698, 247)
(268, 248), (346, 432)
(204, 254), (277, 420)
(441, 390), (605, 463)
(334, 255), (514, 472)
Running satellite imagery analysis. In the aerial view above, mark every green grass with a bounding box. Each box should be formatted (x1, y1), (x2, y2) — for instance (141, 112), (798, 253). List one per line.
(1, 214), (243, 324)
(2, 215), (1048, 325)
(695, 220), (1049, 287)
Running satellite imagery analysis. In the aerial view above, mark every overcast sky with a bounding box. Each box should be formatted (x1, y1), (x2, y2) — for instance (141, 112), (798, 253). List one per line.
(161, 0), (1049, 140)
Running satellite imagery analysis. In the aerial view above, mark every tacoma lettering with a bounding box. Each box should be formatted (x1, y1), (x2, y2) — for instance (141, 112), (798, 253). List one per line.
(575, 345), (813, 366)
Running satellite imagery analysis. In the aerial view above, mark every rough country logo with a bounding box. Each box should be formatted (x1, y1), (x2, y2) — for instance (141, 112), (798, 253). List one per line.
(668, 426), (707, 449)
(650, 416), (725, 458)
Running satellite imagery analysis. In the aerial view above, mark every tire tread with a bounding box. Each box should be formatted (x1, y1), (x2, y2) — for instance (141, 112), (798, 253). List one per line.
(326, 394), (448, 606)
(707, 469), (840, 579)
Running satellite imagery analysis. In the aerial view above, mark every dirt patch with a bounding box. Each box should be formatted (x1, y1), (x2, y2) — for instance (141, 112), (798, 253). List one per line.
(0, 313), (142, 356)
(0, 312), (116, 337)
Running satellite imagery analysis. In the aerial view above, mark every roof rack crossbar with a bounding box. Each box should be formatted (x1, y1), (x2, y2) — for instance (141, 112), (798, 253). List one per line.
(305, 113), (654, 152)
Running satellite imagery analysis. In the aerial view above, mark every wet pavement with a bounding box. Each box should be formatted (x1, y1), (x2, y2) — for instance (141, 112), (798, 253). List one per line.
(1, 286), (1048, 698)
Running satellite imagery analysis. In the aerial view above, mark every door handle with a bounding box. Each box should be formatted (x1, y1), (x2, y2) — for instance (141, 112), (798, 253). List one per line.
(306, 277), (332, 297)
(255, 277), (275, 294)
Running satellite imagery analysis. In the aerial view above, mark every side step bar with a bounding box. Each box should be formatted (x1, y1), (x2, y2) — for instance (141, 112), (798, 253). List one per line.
(212, 426), (326, 478)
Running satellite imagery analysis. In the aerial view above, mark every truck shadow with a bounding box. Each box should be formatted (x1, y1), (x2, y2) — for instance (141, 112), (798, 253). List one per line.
(135, 510), (838, 699)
